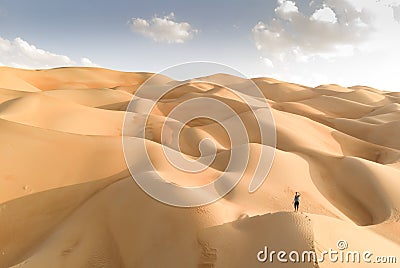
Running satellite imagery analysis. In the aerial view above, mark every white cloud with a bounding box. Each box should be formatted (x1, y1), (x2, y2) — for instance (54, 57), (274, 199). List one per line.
(0, 36), (98, 69)
(252, 0), (372, 61)
(128, 12), (198, 43)
(392, 5), (400, 22)
(0, 37), (74, 68)
(311, 6), (338, 23)
(80, 57), (100, 67)
(275, 0), (299, 20)
(252, 0), (400, 91)
(260, 56), (274, 68)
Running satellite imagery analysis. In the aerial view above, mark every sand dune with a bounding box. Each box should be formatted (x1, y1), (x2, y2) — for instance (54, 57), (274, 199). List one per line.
(0, 67), (399, 267)
(0, 93), (126, 136)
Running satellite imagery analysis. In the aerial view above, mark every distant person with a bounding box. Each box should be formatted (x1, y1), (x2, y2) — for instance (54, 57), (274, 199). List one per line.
(293, 192), (301, 212)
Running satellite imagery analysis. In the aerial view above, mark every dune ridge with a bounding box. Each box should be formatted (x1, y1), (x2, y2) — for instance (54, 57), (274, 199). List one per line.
(0, 67), (399, 267)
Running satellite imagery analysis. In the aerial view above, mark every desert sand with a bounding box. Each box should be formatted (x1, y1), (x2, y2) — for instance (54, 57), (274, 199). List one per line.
(0, 66), (399, 267)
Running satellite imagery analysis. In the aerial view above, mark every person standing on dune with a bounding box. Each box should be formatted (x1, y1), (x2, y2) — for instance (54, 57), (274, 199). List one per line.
(293, 192), (301, 212)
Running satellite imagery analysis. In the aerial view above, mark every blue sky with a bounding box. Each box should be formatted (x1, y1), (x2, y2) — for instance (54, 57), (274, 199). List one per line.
(0, 0), (400, 90)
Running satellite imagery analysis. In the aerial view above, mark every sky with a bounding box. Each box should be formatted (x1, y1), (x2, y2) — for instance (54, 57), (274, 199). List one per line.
(0, 0), (399, 91)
